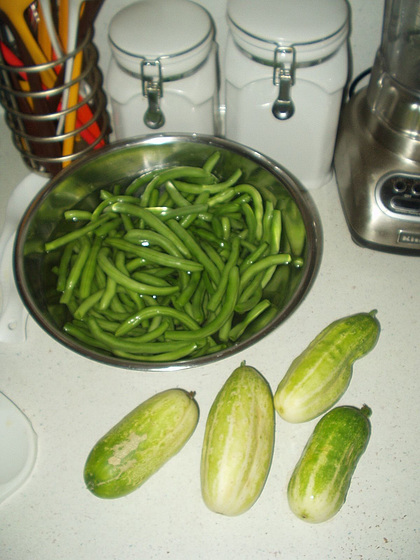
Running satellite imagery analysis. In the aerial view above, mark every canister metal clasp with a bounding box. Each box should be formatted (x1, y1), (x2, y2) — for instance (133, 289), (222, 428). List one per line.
(141, 59), (165, 129)
(272, 46), (296, 120)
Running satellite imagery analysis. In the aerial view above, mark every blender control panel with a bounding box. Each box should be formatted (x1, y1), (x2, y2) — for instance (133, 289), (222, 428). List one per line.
(377, 173), (420, 219)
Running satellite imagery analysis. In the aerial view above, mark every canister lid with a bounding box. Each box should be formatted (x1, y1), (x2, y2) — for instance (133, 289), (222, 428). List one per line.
(227, 0), (349, 63)
(109, 0), (214, 77)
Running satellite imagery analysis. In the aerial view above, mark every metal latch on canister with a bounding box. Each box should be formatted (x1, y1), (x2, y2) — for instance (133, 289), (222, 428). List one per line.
(272, 46), (296, 120)
(141, 59), (165, 129)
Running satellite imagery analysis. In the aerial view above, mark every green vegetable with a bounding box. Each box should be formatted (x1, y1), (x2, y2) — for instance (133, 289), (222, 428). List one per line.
(274, 310), (380, 423)
(287, 405), (372, 523)
(201, 362), (275, 516)
(84, 388), (199, 499)
(44, 154), (304, 362)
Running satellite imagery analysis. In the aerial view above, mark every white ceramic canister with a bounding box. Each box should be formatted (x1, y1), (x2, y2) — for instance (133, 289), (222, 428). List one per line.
(224, 0), (349, 189)
(106, 0), (220, 139)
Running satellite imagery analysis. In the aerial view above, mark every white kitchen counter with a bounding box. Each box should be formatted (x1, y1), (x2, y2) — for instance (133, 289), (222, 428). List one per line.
(0, 115), (419, 560)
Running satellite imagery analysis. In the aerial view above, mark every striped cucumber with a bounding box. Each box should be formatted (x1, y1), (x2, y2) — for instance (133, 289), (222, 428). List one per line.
(84, 388), (199, 499)
(287, 405), (372, 523)
(201, 362), (275, 516)
(274, 311), (380, 423)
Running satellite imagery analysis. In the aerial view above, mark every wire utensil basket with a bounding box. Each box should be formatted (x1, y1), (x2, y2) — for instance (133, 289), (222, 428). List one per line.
(0, 31), (110, 176)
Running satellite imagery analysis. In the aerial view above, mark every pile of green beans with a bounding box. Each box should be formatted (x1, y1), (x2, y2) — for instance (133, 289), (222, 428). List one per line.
(44, 152), (306, 363)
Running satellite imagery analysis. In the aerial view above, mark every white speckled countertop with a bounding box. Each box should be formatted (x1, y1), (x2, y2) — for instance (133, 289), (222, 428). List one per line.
(0, 116), (419, 559)
(1, 1), (419, 557)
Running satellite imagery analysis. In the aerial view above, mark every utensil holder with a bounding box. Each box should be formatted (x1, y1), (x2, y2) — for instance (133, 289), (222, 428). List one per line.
(0, 31), (110, 176)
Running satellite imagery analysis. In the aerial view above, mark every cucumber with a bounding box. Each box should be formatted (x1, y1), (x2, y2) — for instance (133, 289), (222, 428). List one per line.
(287, 405), (372, 523)
(84, 388), (199, 499)
(201, 362), (275, 516)
(274, 310), (380, 423)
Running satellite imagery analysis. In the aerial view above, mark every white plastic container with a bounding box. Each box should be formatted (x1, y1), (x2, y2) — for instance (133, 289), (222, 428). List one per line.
(106, 0), (220, 139)
(224, 0), (349, 189)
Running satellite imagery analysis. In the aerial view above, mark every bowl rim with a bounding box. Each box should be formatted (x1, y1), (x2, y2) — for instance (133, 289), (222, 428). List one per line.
(14, 133), (323, 371)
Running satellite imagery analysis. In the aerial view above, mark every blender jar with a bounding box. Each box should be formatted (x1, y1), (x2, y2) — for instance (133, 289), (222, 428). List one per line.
(106, 0), (220, 139)
(224, 0), (349, 190)
(366, 0), (420, 154)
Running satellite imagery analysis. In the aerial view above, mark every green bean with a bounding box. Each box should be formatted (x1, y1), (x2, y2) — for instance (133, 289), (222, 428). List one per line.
(94, 263), (107, 289)
(111, 290), (130, 315)
(149, 203), (209, 222)
(242, 304), (279, 337)
(79, 236), (102, 299)
(113, 306), (200, 338)
(112, 342), (202, 362)
(87, 317), (198, 355)
(233, 184), (264, 240)
(132, 271), (174, 288)
(282, 197), (306, 257)
(220, 216), (231, 240)
(125, 319), (170, 343)
(63, 322), (111, 351)
(262, 200), (274, 244)
(166, 219), (220, 284)
(237, 271), (265, 307)
(109, 202), (191, 258)
(89, 307), (132, 322)
(97, 248), (179, 296)
(191, 227), (227, 250)
(217, 311), (233, 342)
(93, 216), (122, 238)
(165, 180), (191, 207)
(239, 239), (258, 253)
(91, 195), (141, 221)
(210, 216), (224, 239)
(98, 275), (118, 311)
(64, 210), (92, 221)
(124, 170), (160, 196)
(175, 270), (201, 308)
(173, 168), (242, 195)
(121, 213), (134, 232)
(239, 253), (291, 293)
(124, 228), (182, 257)
(73, 289), (104, 319)
(239, 242), (268, 273)
(138, 166), (214, 206)
(45, 214), (115, 252)
(270, 209), (282, 253)
(179, 191), (209, 228)
(115, 289), (138, 312)
(200, 240), (225, 273)
(206, 187), (237, 208)
(203, 151), (221, 172)
(93, 317), (125, 333)
(261, 208), (282, 288)
(190, 276), (207, 323)
(202, 274), (216, 304)
(207, 236), (240, 313)
(240, 202), (257, 243)
(165, 266), (240, 341)
(104, 237), (203, 273)
(60, 237), (91, 304)
(149, 188), (160, 208)
(125, 261), (174, 279)
(157, 189), (171, 207)
(229, 299), (271, 341)
(56, 240), (76, 292)
(99, 189), (114, 200)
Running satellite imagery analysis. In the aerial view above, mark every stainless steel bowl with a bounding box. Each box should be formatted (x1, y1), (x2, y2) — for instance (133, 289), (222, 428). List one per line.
(14, 134), (322, 370)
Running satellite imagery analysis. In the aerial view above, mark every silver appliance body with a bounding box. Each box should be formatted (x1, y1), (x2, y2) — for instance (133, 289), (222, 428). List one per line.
(334, 0), (420, 255)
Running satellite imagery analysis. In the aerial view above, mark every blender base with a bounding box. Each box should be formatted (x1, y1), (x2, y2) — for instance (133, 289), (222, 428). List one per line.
(334, 88), (420, 255)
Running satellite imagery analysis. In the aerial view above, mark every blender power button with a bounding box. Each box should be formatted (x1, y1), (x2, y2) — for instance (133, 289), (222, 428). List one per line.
(390, 196), (420, 215)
